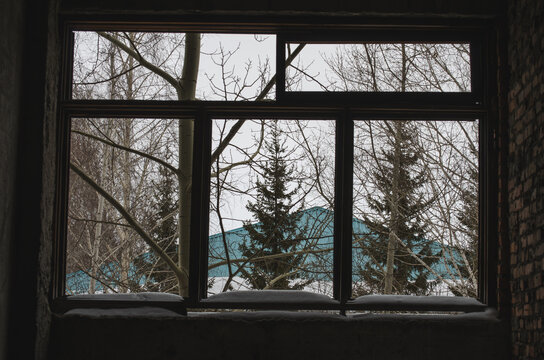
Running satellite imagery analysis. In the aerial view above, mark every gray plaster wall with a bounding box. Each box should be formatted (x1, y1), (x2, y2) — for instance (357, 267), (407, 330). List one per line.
(50, 311), (509, 360)
(0, 0), (24, 359)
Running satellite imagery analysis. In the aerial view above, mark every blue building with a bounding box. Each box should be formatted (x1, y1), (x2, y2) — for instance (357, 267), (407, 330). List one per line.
(67, 206), (465, 294)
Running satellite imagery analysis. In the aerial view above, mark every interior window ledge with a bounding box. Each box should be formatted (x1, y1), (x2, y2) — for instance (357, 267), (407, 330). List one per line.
(56, 308), (501, 324)
(187, 307), (500, 322)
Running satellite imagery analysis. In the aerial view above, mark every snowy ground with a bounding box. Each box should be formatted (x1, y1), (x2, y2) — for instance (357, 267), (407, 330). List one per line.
(206, 277), (455, 297)
(207, 277), (334, 297)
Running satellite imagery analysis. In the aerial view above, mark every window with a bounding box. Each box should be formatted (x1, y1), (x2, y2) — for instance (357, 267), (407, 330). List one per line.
(54, 18), (497, 313)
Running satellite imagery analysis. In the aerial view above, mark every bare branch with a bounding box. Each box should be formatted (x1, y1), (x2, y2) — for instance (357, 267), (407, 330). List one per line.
(70, 162), (187, 280)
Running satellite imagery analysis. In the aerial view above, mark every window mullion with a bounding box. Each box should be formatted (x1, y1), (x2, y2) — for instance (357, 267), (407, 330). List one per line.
(276, 34), (286, 102)
(334, 111), (354, 305)
(189, 109), (210, 304)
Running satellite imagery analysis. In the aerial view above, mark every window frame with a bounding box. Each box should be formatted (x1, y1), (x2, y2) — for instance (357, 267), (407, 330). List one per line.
(53, 15), (498, 314)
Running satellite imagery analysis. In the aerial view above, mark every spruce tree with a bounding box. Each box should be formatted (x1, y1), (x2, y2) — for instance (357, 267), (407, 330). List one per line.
(355, 121), (439, 296)
(240, 122), (306, 290)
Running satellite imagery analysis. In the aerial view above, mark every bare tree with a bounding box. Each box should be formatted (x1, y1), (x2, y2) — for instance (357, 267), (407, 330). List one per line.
(300, 42), (477, 296)
(68, 31), (305, 296)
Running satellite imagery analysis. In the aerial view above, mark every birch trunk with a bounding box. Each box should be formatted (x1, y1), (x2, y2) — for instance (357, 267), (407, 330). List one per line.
(383, 46), (407, 294)
(176, 33), (200, 296)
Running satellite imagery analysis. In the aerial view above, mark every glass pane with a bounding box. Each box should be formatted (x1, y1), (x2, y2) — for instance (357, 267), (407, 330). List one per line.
(352, 120), (478, 297)
(208, 119), (335, 296)
(73, 32), (276, 100)
(66, 117), (192, 296)
(286, 43), (471, 92)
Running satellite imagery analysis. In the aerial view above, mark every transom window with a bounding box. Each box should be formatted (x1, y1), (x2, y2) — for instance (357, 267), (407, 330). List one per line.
(55, 19), (496, 313)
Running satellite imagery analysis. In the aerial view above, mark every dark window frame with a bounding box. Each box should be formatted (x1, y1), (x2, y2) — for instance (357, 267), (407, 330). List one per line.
(53, 15), (498, 314)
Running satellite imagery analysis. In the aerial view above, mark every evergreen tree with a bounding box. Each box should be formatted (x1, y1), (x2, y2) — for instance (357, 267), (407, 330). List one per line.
(240, 122), (306, 290)
(355, 121), (439, 296)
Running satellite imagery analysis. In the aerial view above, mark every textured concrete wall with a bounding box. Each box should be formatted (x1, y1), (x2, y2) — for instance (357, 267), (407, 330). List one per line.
(508, 0), (544, 359)
(0, 0), (24, 359)
(50, 311), (508, 360)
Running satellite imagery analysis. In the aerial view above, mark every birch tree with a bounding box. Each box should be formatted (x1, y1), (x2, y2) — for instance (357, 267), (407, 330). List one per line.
(68, 32), (305, 296)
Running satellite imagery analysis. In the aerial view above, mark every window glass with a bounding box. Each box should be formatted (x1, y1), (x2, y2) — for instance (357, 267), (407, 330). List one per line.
(66, 117), (191, 295)
(208, 119), (335, 296)
(352, 119), (479, 297)
(285, 43), (471, 92)
(73, 32), (276, 100)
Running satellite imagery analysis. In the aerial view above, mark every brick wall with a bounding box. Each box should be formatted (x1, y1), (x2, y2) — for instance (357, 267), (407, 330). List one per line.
(508, 0), (544, 358)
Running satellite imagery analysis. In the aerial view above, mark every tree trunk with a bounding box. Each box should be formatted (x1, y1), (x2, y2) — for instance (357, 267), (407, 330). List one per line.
(384, 122), (403, 294)
(383, 47), (408, 294)
(177, 33), (200, 296)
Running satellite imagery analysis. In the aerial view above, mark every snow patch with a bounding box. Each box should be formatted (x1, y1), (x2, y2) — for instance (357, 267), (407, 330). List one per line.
(204, 290), (337, 304)
(64, 306), (183, 318)
(350, 294), (483, 306)
(66, 292), (183, 302)
(349, 294), (486, 312)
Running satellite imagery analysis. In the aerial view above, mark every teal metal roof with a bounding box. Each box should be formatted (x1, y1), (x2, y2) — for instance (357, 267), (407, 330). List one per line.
(66, 206), (463, 294)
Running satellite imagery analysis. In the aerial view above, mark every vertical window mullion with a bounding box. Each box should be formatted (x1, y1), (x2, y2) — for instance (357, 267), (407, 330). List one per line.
(62, 28), (74, 101)
(470, 38), (483, 105)
(276, 34), (286, 102)
(334, 111), (354, 305)
(189, 110), (212, 303)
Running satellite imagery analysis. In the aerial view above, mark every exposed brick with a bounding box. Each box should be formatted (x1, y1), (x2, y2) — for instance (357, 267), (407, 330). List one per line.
(508, 0), (544, 358)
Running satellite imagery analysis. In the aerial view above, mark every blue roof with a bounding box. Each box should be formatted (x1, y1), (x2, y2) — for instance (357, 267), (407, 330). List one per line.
(66, 206), (463, 294)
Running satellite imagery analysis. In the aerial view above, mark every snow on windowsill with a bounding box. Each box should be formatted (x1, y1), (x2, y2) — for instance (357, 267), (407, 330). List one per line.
(349, 294), (486, 312)
(202, 290), (338, 304)
(66, 292), (183, 302)
(60, 292), (186, 317)
(58, 292), (496, 321)
(64, 307), (184, 318)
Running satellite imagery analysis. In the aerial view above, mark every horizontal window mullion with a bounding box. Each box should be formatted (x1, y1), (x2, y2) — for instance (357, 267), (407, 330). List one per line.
(60, 101), (487, 117)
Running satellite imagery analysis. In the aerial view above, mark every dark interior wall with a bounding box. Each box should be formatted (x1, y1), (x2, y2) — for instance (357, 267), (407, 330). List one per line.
(51, 311), (507, 360)
(0, 0), (24, 359)
(48, 2), (511, 360)
(508, 1), (544, 359)
(3, 0), (534, 359)
(59, 0), (503, 17)
(3, 0), (59, 359)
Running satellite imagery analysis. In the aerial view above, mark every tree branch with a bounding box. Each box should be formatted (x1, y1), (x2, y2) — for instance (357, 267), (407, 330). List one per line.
(97, 32), (182, 94)
(72, 129), (179, 175)
(70, 162), (187, 280)
(210, 44), (306, 164)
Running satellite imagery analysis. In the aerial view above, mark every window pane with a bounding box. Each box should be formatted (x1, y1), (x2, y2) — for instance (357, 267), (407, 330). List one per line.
(66, 117), (192, 296)
(286, 43), (471, 92)
(73, 32), (276, 100)
(352, 120), (478, 297)
(208, 119), (335, 296)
